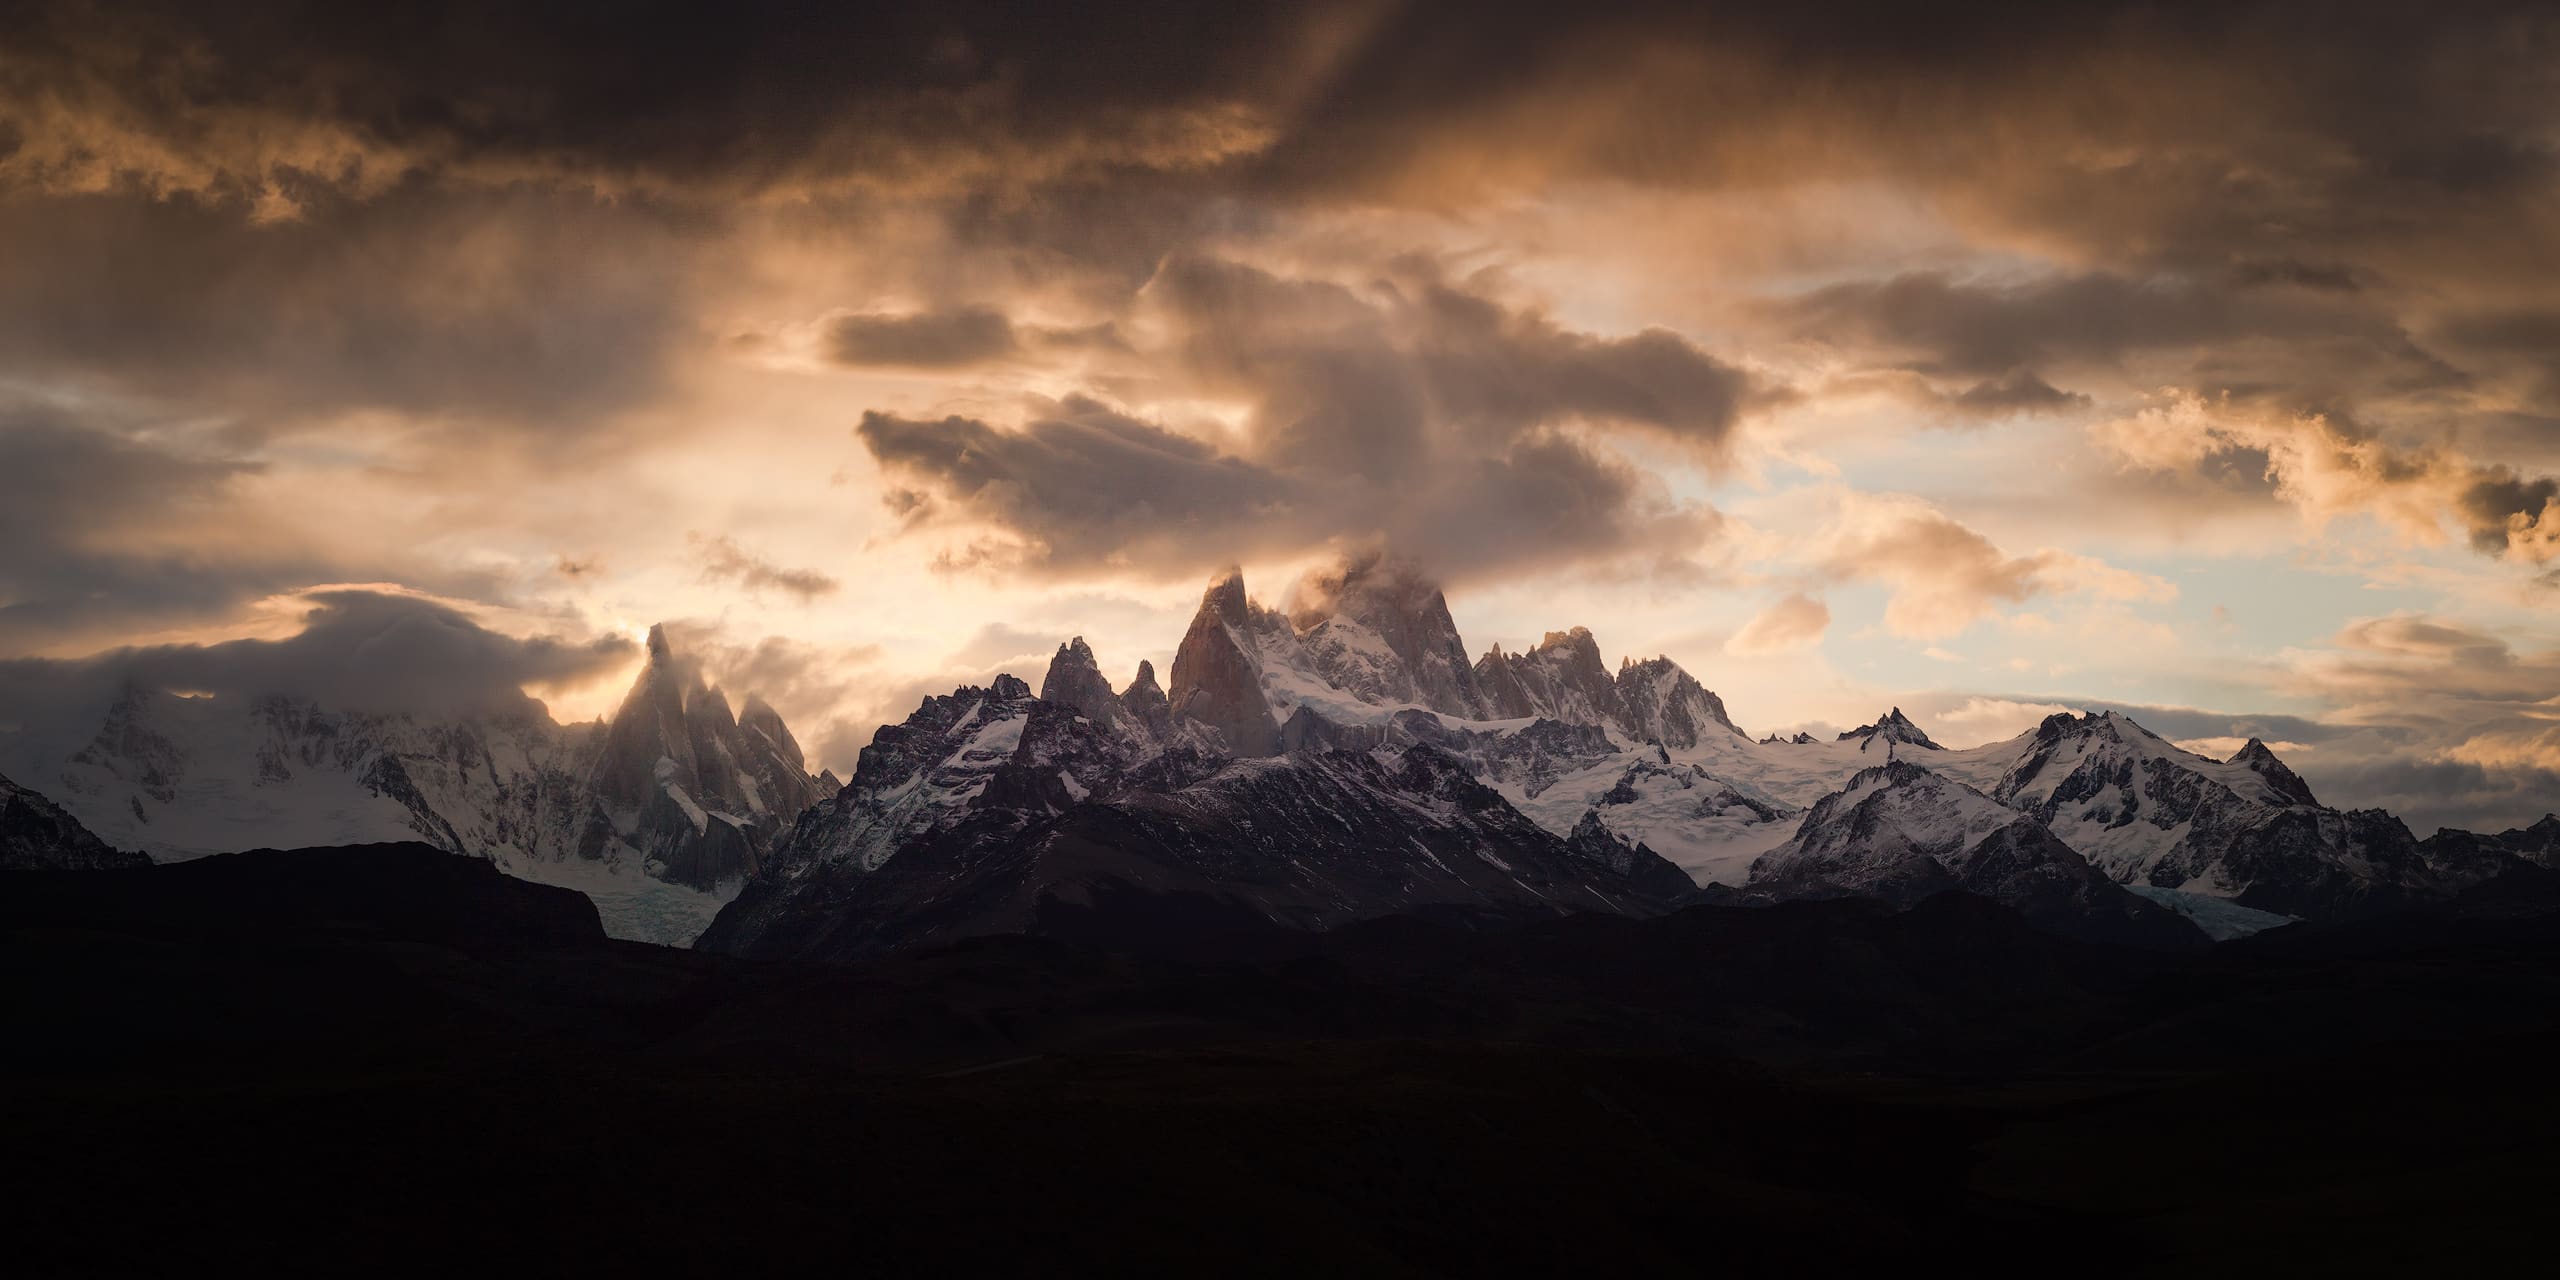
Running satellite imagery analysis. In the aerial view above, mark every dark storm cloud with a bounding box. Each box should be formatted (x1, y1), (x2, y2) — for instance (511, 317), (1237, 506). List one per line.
(857, 398), (1311, 572)
(862, 400), (1714, 583)
(1398, 278), (1769, 453)
(0, 406), (313, 650)
(0, 187), (698, 429)
(0, 400), (544, 654)
(2227, 260), (2363, 293)
(128, 591), (634, 711)
(2047, 700), (2353, 750)
(0, 0), (1325, 200)
(2458, 471), (2559, 555)
(1150, 256), (1767, 463)
(2430, 308), (2560, 416)
(13, 2), (2559, 259)
(853, 258), (1759, 581)
(11, 1), (2558, 450)
(2310, 752), (2560, 837)
(1773, 270), (2445, 389)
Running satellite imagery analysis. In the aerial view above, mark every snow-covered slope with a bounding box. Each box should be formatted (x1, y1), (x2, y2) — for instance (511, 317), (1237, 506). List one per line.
(1975, 712), (2443, 918)
(53, 685), (596, 864)
(1146, 562), (2508, 929)
(1747, 760), (2204, 947)
(24, 626), (823, 943)
(1981, 713), (2316, 880)
(745, 674), (1061, 889)
(1499, 746), (1797, 887)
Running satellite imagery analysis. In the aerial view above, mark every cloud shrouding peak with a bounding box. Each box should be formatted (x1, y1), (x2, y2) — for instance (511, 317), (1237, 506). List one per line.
(0, 590), (638, 772)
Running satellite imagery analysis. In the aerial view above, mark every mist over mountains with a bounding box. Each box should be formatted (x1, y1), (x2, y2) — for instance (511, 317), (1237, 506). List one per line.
(7, 554), (2551, 959)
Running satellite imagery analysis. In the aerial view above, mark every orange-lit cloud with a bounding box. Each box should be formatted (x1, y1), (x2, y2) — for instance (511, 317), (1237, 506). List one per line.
(5, 0), (2560, 829)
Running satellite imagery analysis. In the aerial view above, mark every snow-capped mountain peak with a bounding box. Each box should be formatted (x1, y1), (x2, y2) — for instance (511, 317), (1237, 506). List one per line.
(1979, 710), (2442, 917)
(1838, 707), (1940, 750)
(2227, 736), (2321, 807)
(1748, 759), (2203, 947)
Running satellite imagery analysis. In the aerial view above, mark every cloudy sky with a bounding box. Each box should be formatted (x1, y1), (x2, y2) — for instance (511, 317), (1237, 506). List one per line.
(3, 0), (2557, 831)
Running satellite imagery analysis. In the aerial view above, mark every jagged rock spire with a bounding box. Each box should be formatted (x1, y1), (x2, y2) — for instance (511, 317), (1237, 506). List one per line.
(1122, 659), (1173, 739)
(1839, 707), (1940, 750)
(1474, 625), (1744, 748)
(2229, 736), (2320, 807)
(1039, 636), (1119, 716)
(579, 620), (825, 888)
(1168, 568), (1280, 756)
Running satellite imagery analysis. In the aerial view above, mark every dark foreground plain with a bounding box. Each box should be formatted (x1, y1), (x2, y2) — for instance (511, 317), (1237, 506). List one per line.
(8, 845), (2559, 1276)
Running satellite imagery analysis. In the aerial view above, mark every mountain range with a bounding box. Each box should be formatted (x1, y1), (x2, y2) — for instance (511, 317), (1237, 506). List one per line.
(9, 625), (824, 942)
(9, 555), (2556, 954)
(701, 556), (2559, 959)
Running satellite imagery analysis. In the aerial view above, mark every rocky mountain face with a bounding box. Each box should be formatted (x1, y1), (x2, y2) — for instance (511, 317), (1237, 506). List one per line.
(1838, 708), (1940, 751)
(2417, 814), (2560, 886)
(1475, 628), (1747, 749)
(1037, 635), (1196, 753)
(574, 625), (825, 889)
(1478, 628), (1618, 724)
(33, 551), (2539, 954)
(700, 631), (1699, 963)
(2229, 737), (2321, 807)
(2, 771), (147, 870)
(1743, 760), (2204, 948)
(23, 625), (822, 940)
(1167, 570), (1283, 756)
(722, 556), (2513, 958)
(1615, 656), (1746, 750)
(1163, 560), (1744, 771)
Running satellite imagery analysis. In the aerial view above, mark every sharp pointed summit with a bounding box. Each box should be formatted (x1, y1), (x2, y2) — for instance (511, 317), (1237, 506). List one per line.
(1838, 707), (1941, 751)
(1167, 568), (1282, 756)
(1121, 659), (1173, 739)
(2228, 736), (2320, 807)
(1041, 635), (1161, 744)
(577, 622), (825, 889)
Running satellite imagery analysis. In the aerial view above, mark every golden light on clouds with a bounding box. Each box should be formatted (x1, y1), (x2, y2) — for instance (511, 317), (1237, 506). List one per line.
(3, 0), (2559, 830)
